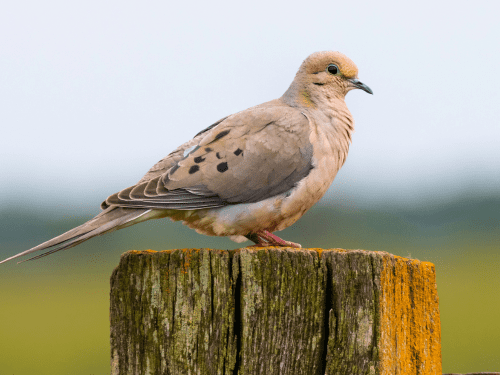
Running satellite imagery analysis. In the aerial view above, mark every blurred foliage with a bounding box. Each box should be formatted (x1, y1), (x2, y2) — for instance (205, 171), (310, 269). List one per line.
(0, 194), (499, 374)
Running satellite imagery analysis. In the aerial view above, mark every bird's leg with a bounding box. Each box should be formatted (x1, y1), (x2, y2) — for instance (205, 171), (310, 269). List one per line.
(245, 230), (301, 248)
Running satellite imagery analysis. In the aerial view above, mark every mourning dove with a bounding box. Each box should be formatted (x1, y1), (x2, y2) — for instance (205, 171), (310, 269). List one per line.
(0, 51), (372, 264)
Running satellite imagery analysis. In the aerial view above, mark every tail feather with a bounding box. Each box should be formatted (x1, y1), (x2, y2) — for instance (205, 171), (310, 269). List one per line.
(0, 207), (153, 265)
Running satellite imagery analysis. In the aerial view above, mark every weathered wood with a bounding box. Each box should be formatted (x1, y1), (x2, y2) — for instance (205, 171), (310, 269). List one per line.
(110, 249), (237, 374)
(236, 248), (326, 374)
(321, 250), (441, 374)
(110, 248), (442, 375)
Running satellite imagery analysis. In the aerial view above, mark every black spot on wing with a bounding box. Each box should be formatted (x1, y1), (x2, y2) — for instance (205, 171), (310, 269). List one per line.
(194, 116), (229, 137)
(216, 152), (222, 159)
(234, 148), (243, 156)
(211, 130), (230, 142)
(205, 147), (213, 152)
(189, 165), (200, 174)
(217, 162), (228, 173)
(194, 156), (205, 163)
(169, 163), (180, 175)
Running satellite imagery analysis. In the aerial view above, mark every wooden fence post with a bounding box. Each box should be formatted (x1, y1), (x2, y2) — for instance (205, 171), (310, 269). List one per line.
(110, 248), (442, 375)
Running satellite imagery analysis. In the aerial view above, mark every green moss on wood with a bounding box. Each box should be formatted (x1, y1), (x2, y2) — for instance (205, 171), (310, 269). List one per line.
(110, 249), (237, 375)
(236, 248), (326, 374)
(110, 248), (441, 375)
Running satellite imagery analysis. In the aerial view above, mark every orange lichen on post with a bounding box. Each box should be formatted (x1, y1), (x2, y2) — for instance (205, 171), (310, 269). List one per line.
(123, 249), (157, 255)
(125, 250), (143, 255)
(112, 248), (443, 374)
(314, 247), (346, 258)
(379, 255), (442, 374)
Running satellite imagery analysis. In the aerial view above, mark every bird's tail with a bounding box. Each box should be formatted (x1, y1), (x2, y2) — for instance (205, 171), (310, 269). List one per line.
(0, 207), (156, 264)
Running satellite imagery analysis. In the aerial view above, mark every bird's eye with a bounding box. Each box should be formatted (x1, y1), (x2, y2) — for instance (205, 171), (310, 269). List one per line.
(327, 64), (339, 75)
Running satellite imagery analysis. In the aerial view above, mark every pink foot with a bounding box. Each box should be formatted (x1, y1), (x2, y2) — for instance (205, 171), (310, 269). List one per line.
(245, 230), (302, 248)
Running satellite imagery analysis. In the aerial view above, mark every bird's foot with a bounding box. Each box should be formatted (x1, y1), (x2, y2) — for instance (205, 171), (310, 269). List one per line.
(245, 230), (302, 248)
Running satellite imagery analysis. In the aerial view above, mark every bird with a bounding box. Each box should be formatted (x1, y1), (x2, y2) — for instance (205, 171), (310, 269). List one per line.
(0, 51), (372, 265)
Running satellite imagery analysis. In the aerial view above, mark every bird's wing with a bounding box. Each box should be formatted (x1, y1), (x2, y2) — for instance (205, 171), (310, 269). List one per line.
(134, 115), (230, 184)
(104, 103), (314, 210)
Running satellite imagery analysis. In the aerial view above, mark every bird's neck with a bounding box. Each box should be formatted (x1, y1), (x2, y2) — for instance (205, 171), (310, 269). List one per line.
(282, 80), (345, 110)
(281, 80), (355, 166)
(284, 85), (355, 169)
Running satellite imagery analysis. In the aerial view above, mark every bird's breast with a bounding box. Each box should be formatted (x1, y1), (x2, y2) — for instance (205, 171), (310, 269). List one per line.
(276, 111), (348, 230)
(175, 107), (352, 236)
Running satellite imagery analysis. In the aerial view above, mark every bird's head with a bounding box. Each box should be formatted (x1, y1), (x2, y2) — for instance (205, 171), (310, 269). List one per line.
(283, 51), (372, 108)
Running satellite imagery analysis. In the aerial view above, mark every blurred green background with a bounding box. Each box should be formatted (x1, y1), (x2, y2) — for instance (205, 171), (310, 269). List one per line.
(1, 190), (499, 374)
(2, 0), (500, 373)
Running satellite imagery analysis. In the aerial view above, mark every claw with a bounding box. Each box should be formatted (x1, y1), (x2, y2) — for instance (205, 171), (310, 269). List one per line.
(245, 230), (302, 248)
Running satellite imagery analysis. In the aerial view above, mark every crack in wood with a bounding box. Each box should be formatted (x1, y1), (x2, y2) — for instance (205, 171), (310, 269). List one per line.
(231, 253), (242, 375)
(110, 248), (442, 375)
(320, 256), (333, 375)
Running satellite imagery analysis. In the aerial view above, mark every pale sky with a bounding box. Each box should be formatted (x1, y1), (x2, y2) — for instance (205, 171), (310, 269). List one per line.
(1, 0), (499, 211)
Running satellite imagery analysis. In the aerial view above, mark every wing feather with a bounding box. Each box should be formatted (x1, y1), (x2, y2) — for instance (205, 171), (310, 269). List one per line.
(103, 101), (314, 211)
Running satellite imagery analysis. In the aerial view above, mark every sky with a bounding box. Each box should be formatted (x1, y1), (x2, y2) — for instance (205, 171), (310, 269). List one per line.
(1, 0), (499, 211)
(0, 2), (499, 373)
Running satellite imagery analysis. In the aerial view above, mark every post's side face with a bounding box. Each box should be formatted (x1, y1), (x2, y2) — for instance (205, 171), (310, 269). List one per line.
(110, 248), (442, 375)
(378, 255), (442, 374)
(110, 249), (237, 375)
(235, 248), (327, 375)
(321, 250), (442, 375)
(321, 250), (382, 375)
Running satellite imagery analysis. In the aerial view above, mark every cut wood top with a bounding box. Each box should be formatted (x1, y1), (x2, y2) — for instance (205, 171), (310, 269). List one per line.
(110, 247), (441, 375)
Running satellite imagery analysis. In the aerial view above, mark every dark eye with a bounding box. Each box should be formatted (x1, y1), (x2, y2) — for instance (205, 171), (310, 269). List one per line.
(327, 64), (339, 75)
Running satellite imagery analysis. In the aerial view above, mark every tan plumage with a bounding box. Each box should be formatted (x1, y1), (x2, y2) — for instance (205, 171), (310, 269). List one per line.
(0, 51), (372, 264)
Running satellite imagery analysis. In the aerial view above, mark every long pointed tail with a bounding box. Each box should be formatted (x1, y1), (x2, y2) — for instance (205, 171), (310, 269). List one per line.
(0, 207), (153, 264)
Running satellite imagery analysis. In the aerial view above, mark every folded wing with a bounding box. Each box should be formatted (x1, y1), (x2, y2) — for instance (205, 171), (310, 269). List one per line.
(104, 104), (314, 210)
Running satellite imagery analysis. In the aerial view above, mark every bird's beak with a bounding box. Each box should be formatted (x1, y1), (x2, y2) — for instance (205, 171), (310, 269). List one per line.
(348, 78), (373, 95)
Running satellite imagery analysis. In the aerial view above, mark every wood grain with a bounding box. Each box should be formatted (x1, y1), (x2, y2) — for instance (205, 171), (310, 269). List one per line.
(110, 248), (442, 374)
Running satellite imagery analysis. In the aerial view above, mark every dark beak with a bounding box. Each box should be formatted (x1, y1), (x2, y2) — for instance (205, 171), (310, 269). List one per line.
(349, 78), (373, 95)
